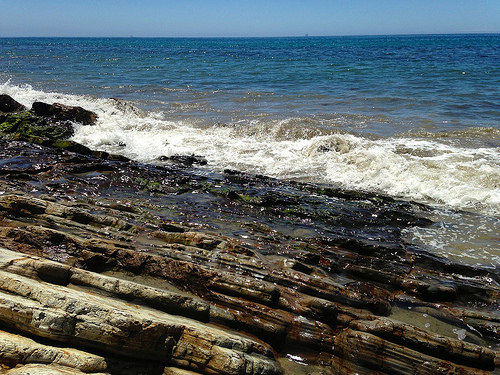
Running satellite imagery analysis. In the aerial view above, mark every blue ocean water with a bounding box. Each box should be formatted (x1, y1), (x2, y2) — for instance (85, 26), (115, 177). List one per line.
(1, 35), (499, 266)
(2, 35), (500, 137)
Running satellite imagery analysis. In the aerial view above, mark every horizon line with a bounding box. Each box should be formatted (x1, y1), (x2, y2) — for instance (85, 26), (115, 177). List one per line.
(1, 31), (499, 39)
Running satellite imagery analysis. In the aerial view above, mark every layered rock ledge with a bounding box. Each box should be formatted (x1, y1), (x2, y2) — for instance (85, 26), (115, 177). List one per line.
(0, 95), (499, 374)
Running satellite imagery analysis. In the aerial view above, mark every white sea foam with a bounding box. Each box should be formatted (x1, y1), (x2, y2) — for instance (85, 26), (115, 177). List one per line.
(2, 81), (499, 217)
(81, 117), (499, 219)
(80, 116), (499, 217)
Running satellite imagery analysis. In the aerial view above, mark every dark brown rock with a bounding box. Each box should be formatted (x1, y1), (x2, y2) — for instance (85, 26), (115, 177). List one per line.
(350, 318), (497, 370)
(333, 328), (493, 375)
(159, 154), (208, 166)
(32, 101), (97, 125)
(0, 94), (25, 112)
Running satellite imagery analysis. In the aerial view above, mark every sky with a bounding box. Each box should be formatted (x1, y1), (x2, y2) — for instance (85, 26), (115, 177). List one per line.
(1, 0), (499, 38)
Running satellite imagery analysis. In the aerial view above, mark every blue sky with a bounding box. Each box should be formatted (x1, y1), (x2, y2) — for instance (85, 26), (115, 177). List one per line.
(1, 0), (499, 37)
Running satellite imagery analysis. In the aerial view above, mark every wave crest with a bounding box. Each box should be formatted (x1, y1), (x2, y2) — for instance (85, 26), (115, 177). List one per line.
(2, 81), (499, 216)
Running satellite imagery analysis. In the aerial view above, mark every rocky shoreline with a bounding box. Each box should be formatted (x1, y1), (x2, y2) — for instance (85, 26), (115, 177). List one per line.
(0, 94), (499, 374)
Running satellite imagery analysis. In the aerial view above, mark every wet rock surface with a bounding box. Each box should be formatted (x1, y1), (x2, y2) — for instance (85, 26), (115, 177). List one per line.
(0, 95), (25, 113)
(31, 101), (98, 125)
(0, 96), (499, 374)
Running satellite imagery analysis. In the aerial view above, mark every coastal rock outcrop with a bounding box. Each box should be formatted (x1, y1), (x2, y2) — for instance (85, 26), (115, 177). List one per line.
(0, 96), (498, 374)
(0, 111), (75, 140)
(0, 94), (26, 112)
(0, 248), (281, 375)
(32, 101), (98, 125)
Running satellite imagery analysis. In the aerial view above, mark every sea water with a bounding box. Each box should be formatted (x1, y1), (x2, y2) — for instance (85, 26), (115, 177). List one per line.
(1, 35), (499, 267)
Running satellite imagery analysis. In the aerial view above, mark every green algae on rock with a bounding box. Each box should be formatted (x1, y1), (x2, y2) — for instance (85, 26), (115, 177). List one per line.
(0, 95), (98, 143)
(0, 111), (75, 140)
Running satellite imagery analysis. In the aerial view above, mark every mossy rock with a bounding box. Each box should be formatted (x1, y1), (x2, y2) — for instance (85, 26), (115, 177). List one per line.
(0, 112), (28, 133)
(238, 194), (263, 205)
(51, 140), (93, 155)
(0, 112), (74, 140)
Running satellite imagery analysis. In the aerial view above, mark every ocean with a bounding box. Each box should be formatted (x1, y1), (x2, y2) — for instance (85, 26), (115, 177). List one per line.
(1, 35), (499, 267)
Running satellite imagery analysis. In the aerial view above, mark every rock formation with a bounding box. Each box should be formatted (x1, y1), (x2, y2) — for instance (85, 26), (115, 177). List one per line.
(0, 94), (498, 374)
(31, 101), (97, 125)
(0, 95), (25, 113)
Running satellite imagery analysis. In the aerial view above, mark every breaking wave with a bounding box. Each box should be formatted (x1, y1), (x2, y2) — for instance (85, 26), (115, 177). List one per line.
(2, 81), (499, 217)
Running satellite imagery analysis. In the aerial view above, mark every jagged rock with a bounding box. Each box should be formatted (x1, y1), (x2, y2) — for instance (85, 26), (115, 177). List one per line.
(32, 101), (97, 125)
